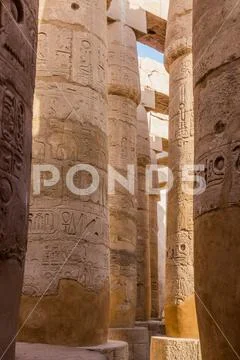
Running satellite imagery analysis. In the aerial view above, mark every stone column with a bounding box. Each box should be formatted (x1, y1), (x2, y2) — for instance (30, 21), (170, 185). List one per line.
(17, 2), (126, 358)
(136, 105), (151, 323)
(151, 0), (201, 359)
(149, 150), (160, 320)
(193, 1), (240, 359)
(136, 142), (163, 342)
(164, 0), (198, 339)
(108, 21), (149, 360)
(0, 1), (38, 359)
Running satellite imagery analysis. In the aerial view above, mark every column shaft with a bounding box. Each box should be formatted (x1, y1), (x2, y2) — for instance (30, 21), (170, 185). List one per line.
(0, 1), (38, 359)
(19, 0), (109, 347)
(149, 151), (160, 320)
(193, 1), (240, 358)
(136, 105), (151, 322)
(108, 20), (140, 328)
(164, 0), (198, 338)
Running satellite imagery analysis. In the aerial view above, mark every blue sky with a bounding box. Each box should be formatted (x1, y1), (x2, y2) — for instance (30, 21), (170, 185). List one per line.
(137, 43), (164, 63)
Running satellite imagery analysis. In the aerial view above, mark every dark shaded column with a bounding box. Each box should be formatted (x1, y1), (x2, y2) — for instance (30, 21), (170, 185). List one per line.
(0, 1), (38, 359)
(193, 0), (240, 359)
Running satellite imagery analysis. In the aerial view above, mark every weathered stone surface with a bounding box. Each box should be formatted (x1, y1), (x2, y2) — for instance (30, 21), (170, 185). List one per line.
(108, 96), (137, 328)
(19, 0), (109, 347)
(193, 1), (240, 359)
(164, 0), (198, 339)
(85, 341), (129, 360)
(150, 337), (201, 360)
(149, 151), (160, 319)
(139, 0), (169, 20)
(109, 328), (149, 360)
(136, 320), (165, 344)
(136, 105), (151, 322)
(108, 20), (140, 329)
(138, 12), (167, 53)
(157, 189), (167, 319)
(16, 343), (105, 360)
(165, 54), (198, 338)
(139, 57), (169, 114)
(16, 341), (129, 360)
(0, 1), (38, 359)
(106, 0), (112, 9)
(107, 0), (147, 35)
(108, 22), (141, 104)
(165, 0), (192, 71)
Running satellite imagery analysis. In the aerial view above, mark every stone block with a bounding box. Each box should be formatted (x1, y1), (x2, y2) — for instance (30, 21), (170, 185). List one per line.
(16, 341), (128, 360)
(150, 337), (201, 360)
(109, 328), (149, 360)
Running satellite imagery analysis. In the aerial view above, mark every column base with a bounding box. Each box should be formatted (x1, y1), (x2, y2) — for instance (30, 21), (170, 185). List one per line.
(135, 320), (166, 337)
(109, 327), (149, 360)
(16, 341), (128, 360)
(150, 336), (201, 360)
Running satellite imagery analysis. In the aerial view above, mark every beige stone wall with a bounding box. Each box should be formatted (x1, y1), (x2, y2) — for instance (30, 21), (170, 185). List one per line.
(193, 0), (240, 358)
(108, 21), (140, 328)
(164, 0), (198, 338)
(19, 0), (110, 347)
(0, 1), (38, 358)
(136, 105), (151, 321)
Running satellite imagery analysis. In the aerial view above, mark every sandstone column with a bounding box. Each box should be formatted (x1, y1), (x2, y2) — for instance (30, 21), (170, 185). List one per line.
(0, 1), (38, 359)
(193, 1), (240, 359)
(136, 105), (151, 323)
(19, 0), (110, 348)
(149, 150), (160, 320)
(151, 0), (201, 358)
(108, 21), (149, 360)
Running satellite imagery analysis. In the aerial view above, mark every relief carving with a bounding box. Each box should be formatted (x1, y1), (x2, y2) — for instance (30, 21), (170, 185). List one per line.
(24, 209), (108, 295)
(0, 86), (24, 179)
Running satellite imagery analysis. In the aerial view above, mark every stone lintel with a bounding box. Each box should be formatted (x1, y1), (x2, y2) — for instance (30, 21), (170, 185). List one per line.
(16, 341), (128, 360)
(150, 336), (201, 360)
(141, 89), (169, 115)
(107, 0), (168, 52)
(109, 328), (149, 360)
(138, 12), (167, 53)
(107, 0), (147, 34)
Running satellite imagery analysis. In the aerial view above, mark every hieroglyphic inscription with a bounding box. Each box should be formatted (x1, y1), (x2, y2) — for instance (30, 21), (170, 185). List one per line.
(0, 87), (24, 179)
(196, 141), (240, 216)
(0, 0), (37, 78)
(24, 209), (109, 295)
(166, 233), (194, 305)
(0, 81), (28, 260)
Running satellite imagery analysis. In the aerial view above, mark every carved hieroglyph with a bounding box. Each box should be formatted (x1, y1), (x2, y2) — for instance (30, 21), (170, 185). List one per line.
(0, 1), (38, 359)
(193, 1), (240, 358)
(149, 150), (160, 319)
(108, 21), (140, 328)
(136, 105), (151, 321)
(19, 0), (110, 347)
(164, 0), (198, 338)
